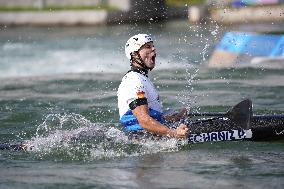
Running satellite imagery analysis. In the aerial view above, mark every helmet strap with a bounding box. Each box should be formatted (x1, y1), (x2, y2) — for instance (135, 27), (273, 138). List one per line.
(130, 52), (152, 71)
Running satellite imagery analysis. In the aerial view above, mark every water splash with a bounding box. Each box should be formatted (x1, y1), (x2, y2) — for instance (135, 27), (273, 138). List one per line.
(176, 67), (199, 111)
(25, 113), (183, 161)
(201, 43), (210, 61)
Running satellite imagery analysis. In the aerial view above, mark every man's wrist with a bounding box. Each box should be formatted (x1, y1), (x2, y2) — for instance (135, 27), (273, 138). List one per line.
(167, 129), (176, 138)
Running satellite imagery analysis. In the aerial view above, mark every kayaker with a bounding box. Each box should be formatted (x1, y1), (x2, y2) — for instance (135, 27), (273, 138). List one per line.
(117, 34), (189, 138)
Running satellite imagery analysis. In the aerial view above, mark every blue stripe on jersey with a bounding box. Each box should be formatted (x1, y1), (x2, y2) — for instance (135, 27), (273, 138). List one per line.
(120, 108), (165, 132)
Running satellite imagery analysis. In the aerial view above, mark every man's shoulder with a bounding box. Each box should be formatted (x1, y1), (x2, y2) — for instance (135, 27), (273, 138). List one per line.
(118, 71), (149, 92)
(118, 71), (145, 97)
(122, 71), (144, 81)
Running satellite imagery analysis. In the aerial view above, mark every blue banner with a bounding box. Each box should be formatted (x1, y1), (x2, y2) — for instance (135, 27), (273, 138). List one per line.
(216, 32), (284, 57)
(232, 0), (283, 7)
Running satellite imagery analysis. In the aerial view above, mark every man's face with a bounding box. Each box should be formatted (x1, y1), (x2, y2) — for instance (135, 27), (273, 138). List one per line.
(138, 42), (156, 69)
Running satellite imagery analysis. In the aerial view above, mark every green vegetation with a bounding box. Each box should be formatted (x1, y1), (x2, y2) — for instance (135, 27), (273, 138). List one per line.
(166, 0), (206, 7)
(0, 1), (208, 12)
(0, 5), (118, 12)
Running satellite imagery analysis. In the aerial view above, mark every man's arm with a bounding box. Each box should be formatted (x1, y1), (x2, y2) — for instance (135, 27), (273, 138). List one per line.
(132, 104), (188, 138)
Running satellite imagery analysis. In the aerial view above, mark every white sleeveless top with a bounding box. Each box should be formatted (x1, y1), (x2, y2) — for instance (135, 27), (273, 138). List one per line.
(117, 71), (164, 131)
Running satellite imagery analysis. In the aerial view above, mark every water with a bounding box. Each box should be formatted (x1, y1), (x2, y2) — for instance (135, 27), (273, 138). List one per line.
(0, 20), (284, 188)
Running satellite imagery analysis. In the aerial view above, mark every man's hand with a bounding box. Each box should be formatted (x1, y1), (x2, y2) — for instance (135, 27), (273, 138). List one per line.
(168, 124), (189, 138)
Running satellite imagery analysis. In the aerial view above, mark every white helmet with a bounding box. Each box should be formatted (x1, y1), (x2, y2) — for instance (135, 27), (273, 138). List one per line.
(125, 34), (153, 59)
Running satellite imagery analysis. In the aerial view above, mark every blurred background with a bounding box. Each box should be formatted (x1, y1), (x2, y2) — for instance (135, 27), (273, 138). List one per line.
(1, 0), (284, 76)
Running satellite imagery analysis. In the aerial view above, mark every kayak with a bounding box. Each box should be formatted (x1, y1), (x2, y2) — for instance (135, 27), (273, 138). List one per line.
(186, 99), (284, 144)
(187, 114), (284, 144)
(0, 142), (30, 151)
(1, 99), (283, 150)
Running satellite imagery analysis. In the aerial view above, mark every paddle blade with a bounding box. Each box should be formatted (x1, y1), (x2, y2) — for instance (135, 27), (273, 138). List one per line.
(227, 99), (253, 129)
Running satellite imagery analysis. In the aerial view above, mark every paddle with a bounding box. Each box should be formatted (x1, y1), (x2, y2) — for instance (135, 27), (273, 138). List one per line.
(187, 99), (253, 129)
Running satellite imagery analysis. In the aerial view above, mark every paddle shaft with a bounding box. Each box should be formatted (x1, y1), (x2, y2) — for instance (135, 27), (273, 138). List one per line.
(187, 112), (227, 117)
(188, 113), (284, 119)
